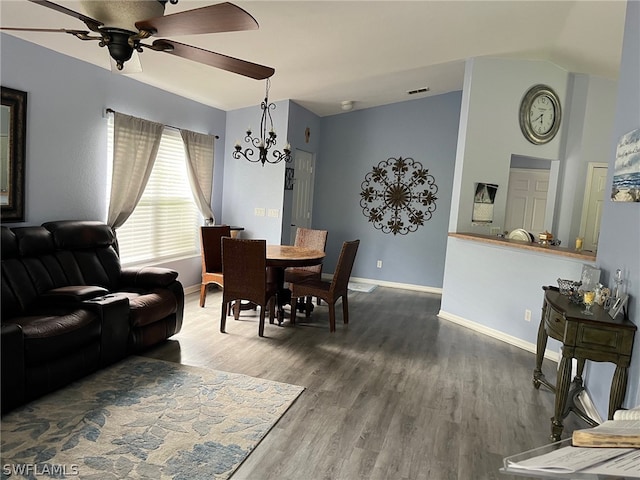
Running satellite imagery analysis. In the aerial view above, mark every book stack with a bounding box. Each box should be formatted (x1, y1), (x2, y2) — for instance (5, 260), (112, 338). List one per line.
(572, 407), (640, 448)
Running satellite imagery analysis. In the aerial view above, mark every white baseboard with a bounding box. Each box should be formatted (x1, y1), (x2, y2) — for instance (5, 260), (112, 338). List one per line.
(437, 309), (560, 363)
(321, 274), (443, 295)
(184, 284), (201, 295)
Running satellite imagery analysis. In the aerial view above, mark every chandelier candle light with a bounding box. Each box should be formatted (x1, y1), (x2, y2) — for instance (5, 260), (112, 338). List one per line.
(233, 79), (292, 166)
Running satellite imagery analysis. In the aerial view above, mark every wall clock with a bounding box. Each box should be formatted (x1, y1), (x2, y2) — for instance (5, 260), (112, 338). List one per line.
(519, 84), (561, 145)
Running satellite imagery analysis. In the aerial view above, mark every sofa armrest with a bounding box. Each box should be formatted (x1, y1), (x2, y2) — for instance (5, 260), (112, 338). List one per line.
(167, 280), (185, 334)
(82, 295), (130, 367)
(1, 323), (26, 414)
(120, 267), (179, 288)
(40, 285), (110, 303)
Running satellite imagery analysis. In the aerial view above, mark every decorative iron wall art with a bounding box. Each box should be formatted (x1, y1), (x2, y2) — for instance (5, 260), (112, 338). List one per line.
(360, 156), (438, 235)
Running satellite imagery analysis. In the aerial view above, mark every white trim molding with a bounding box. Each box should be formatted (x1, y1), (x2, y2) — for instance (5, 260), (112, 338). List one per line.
(322, 274), (443, 295)
(437, 309), (560, 363)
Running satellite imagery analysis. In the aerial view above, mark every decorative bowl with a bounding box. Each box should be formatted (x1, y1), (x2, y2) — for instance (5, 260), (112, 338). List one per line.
(557, 278), (582, 303)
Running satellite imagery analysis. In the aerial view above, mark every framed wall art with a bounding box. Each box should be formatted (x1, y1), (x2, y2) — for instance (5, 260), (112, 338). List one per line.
(1, 86), (27, 222)
(611, 128), (640, 202)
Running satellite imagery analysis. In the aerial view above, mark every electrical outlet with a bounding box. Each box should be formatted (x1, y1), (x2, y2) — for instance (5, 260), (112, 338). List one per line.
(254, 208), (265, 217)
(524, 309), (532, 322)
(376, 260), (382, 269)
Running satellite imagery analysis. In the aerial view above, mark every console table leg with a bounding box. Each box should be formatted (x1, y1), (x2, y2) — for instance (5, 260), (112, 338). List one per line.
(551, 352), (572, 441)
(533, 313), (550, 390)
(609, 366), (628, 420)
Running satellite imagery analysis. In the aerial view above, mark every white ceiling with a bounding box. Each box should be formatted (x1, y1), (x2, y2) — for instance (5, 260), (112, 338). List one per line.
(0, 0), (628, 117)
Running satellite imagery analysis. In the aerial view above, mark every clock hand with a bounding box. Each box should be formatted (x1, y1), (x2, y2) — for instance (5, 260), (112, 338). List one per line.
(531, 113), (543, 124)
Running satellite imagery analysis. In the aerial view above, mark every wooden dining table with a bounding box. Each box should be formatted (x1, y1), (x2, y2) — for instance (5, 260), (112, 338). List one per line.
(266, 245), (325, 324)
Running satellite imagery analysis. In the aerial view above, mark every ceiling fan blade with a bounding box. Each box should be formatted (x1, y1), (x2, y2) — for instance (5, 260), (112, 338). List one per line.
(136, 2), (258, 37)
(0, 27), (85, 34)
(151, 40), (274, 80)
(27, 0), (103, 31)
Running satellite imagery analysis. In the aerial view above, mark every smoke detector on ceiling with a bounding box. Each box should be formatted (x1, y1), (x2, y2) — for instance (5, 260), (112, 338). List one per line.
(341, 100), (355, 111)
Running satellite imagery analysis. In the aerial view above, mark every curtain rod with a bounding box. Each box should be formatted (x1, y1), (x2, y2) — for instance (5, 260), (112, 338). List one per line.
(105, 108), (219, 139)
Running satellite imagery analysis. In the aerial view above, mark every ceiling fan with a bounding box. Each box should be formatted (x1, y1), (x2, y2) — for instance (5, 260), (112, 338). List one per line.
(1, 0), (275, 79)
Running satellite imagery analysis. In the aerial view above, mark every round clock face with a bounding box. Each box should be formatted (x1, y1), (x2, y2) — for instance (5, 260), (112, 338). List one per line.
(519, 85), (561, 144)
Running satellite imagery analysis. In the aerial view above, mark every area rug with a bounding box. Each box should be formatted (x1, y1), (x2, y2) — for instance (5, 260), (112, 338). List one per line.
(1, 356), (304, 479)
(348, 282), (377, 293)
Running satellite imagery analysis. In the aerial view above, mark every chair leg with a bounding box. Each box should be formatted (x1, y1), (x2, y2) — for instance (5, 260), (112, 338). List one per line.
(199, 284), (207, 307)
(268, 298), (275, 324)
(259, 306), (266, 337)
(290, 296), (297, 324)
(233, 301), (240, 320)
(220, 300), (228, 333)
(328, 303), (336, 332)
(342, 295), (349, 325)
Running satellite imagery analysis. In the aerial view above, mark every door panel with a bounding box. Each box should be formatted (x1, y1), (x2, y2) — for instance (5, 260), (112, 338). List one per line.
(581, 165), (608, 252)
(505, 168), (550, 233)
(290, 150), (315, 244)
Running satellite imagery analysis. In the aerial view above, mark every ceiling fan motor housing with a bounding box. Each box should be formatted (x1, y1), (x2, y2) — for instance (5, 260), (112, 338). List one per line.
(102, 29), (136, 69)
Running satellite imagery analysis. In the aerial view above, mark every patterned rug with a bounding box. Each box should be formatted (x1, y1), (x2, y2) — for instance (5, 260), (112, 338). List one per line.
(1, 356), (304, 479)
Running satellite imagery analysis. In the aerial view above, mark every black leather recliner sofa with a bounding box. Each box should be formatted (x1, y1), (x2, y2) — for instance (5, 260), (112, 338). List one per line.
(1, 220), (184, 414)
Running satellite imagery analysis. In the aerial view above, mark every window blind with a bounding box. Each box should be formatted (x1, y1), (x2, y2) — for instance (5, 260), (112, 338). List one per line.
(107, 116), (200, 265)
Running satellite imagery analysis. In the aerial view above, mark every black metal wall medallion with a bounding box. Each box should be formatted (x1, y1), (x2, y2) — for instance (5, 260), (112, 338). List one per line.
(360, 156), (438, 235)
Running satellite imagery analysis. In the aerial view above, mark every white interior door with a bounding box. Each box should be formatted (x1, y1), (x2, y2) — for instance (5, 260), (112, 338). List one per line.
(580, 164), (608, 253)
(505, 168), (550, 233)
(289, 150), (315, 244)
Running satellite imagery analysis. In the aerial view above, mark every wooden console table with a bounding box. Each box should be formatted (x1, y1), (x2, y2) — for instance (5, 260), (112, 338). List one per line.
(533, 286), (636, 441)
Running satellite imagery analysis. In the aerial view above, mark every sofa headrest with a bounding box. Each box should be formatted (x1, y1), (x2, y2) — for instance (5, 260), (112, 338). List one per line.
(43, 221), (116, 250)
(13, 226), (55, 258)
(1, 227), (18, 260)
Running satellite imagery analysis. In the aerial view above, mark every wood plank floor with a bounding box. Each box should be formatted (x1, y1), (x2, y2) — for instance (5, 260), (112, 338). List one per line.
(141, 286), (587, 480)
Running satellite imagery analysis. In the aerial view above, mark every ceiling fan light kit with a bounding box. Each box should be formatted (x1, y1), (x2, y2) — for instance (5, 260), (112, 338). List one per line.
(3, 0), (274, 78)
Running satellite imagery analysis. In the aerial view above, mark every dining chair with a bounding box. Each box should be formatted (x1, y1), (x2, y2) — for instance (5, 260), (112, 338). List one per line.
(284, 227), (328, 309)
(290, 239), (360, 332)
(220, 238), (278, 337)
(199, 225), (231, 307)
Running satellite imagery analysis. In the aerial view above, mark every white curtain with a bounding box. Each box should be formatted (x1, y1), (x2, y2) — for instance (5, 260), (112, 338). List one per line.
(181, 129), (215, 224)
(107, 112), (164, 229)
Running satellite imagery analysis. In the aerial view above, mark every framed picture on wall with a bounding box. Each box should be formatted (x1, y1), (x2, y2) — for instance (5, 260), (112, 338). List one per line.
(611, 128), (640, 202)
(284, 167), (294, 190)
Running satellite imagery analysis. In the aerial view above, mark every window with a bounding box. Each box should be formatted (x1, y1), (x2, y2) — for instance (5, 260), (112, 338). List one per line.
(107, 116), (201, 265)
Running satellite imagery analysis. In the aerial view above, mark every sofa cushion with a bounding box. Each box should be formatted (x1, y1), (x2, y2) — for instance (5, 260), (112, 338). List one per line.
(116, 289), (178, 328)
(11, 309), (101, 366)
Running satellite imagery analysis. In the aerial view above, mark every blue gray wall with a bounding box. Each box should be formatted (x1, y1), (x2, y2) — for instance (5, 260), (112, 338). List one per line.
(588, 0), (640, 409)
(0, 33), (227, 288)
(315, 93), (462, 289)
(222, 100), (289, 244)
(281, 101), (323, 244)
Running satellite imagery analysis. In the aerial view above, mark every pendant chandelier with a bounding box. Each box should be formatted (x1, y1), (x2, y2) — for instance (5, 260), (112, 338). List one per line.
(233, 79), (292, 166)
